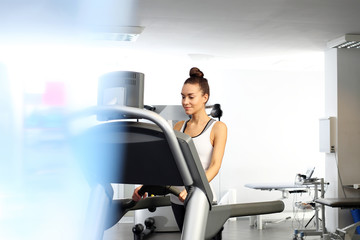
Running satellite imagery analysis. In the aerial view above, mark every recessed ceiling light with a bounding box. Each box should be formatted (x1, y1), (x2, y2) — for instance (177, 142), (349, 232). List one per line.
(327, 34), (360, 48)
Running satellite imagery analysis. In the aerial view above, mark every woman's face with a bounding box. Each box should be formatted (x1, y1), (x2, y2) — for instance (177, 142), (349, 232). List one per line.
(181, 83), (208, 115)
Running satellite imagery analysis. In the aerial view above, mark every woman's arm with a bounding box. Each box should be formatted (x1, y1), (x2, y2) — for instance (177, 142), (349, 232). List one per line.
(206, 121), (227, 182)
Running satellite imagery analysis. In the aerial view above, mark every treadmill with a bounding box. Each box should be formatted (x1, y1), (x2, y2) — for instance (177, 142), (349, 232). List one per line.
(72, 105), (284, 240)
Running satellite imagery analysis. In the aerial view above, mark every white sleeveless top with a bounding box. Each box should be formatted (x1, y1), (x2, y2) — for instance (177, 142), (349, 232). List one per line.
(170, 118), (217, 205)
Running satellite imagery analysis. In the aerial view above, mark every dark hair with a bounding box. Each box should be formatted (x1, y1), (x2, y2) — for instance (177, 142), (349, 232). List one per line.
(185, 67), (210, 101)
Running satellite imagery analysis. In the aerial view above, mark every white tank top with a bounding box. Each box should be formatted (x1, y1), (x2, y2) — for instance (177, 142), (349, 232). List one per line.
(182, 119), (215, 170)
(170, 118), (217, 205)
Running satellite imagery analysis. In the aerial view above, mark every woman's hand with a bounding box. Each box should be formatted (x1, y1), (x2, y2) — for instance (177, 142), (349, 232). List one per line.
(179, 189), (188, 202)
(132, 185), (148, 202)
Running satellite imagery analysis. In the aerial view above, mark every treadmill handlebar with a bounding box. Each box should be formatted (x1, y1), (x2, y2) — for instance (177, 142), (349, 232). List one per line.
(138, 185), (181, 197)
(76, 105), (193, 186)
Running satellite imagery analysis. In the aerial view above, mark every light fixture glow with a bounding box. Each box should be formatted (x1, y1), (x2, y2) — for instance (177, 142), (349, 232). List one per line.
(327, 34), (360, 48)
(89, 26), (144, 42)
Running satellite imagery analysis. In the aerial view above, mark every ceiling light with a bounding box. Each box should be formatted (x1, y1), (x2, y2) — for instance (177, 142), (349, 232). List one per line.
(327, 34), (360, 48)
(89, 26), (144, 42)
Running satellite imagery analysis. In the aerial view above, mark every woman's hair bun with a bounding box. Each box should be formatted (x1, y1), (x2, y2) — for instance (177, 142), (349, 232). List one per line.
(189, 67), (204, 78)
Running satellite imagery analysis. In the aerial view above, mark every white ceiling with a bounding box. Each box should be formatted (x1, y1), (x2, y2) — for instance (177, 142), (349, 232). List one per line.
(134, 0), (360, 59)
(1, 0), (360, 66)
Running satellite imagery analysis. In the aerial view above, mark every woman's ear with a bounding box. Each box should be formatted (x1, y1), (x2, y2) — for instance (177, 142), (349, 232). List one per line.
(203, 93), (209, 104)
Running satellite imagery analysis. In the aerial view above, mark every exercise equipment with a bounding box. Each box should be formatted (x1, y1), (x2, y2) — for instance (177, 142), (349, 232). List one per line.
(206, 104), (223, 121)
(132, 217), (156, 240)
(103, 185), (180, 230)
(130, 185), (180, 240)
(315, 198), (360, 240)
(72, 105), (285, 240)
(133, 185), (180, 233)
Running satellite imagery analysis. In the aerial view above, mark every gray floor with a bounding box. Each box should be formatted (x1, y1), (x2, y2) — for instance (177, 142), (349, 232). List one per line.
(103, 218), (324, 240)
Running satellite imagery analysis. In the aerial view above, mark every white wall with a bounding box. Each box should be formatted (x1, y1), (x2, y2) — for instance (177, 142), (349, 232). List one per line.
(203, 68), (325, 210)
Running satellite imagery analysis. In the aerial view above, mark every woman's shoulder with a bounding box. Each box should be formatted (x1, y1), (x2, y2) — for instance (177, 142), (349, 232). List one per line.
(212, 121), (227, 134)
(213, 120), (227, 129)
(173, 120), (185, 131)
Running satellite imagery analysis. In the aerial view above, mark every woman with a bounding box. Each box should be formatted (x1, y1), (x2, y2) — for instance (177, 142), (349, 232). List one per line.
(133, 67), (227, 234)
